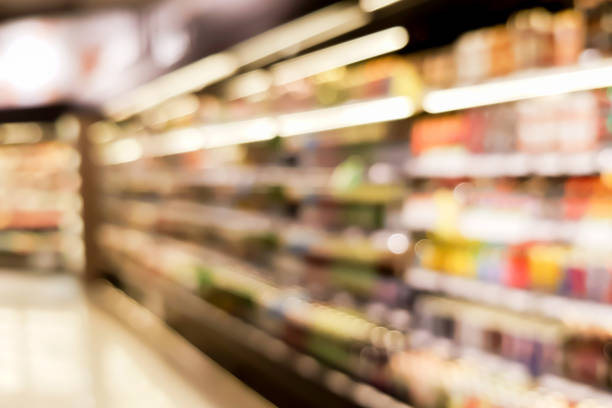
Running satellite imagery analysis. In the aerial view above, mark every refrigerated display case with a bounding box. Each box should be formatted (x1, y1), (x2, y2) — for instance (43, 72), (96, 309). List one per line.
(93, 1), (612, 407)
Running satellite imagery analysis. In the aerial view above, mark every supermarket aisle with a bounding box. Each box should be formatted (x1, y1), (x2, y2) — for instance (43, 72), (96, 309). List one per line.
(0, 271), (245, 408)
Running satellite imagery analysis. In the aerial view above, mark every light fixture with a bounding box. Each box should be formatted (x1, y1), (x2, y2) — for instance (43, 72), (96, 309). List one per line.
(0, 26), (69, 99)
(278, 96), (414, 136)
(205, 117), (277, 148)
(100, 96), (415, 160)
(103, 2), (370, 121)
(105, 117), (278, 160)
(97, 138), (143, 165)
(359, 0), (404, 12)
(423, 58), (612, 113)
(146, 128), (205, 157)
(231, 1), (369, 68)
(224, 70), (272, 101)
(271, 26), (409, 86)
(103, 52), (239, 121)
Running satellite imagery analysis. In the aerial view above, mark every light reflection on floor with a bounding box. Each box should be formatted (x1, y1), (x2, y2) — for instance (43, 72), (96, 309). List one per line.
(0, 272), (209, 408)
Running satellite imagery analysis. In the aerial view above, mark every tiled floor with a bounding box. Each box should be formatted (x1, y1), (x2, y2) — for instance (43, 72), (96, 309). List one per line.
(0, 272), (226, 408)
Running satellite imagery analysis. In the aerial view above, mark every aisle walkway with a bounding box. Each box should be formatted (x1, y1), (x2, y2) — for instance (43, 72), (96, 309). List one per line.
(0, 272), (228, 408)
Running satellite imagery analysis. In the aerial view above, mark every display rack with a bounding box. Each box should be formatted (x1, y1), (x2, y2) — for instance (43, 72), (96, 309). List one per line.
(94, 1), (612, 407)
(105, 255), (409, 408)
(0, 106), (83, 272)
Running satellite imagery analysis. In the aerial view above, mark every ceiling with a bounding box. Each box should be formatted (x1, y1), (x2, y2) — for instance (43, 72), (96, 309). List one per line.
(0, 0), (158, 19)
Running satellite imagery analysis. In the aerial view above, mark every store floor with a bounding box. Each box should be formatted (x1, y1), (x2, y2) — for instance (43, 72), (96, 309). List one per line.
(0, 271), (264, 408)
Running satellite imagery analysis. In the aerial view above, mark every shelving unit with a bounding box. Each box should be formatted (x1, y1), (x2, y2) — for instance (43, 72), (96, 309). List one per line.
(406, 151), (602, 178)
(422, 57), (612, 113)
(94, 1), (612, 407)
(108, 256), (410, 408)
(0, 112), (83, 273)
(99, 95), (416, 164)
(408, 267), (612, 329)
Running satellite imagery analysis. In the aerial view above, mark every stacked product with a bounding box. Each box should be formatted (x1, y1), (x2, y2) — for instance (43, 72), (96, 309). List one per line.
(416, 8), (588, 88)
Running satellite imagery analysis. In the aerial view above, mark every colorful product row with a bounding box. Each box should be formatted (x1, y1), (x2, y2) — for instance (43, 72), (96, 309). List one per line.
(0, 142), (80, 172)
(404, 177), (612, 238)
(416, 236), (612, 304)
(416, 295), (612, 391)
(411, 90), (610, 156)
(101, 225), (612, 405)
(416, 296), (562, 377)
(389, 347), (612, 408)
(416, 8), (588, 87)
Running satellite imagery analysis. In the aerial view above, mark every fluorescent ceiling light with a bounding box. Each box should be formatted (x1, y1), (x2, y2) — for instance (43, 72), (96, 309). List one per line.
(406, 152), (599, 178)
(204, 117), (277, 148)
(231, 2), (369, 68)
(224, 70), (272, 101)
(278, 96), (414, 136)
(146, 128), (205, 157)
(423, 58), (612, 113)
(102, 117), (278, 161)
(98, 138), (142, 165)
(360, 0), (403, 12)
(103, 52), (239, 120)
(272, 26), (409, 85)
(99, 96), (414, 160)
(0, 27), (69, 99)
(103, 2), (369, 121)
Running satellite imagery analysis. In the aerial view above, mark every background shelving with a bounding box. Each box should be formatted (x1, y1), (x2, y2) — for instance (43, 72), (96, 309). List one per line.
(0, 120), (83, 272)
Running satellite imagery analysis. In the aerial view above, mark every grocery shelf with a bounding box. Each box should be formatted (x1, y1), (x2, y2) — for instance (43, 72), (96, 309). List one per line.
(98, 96), (415, 164)
(408, 330), (612, 406)
(406, 267), (612, 330)
(422, 57), (612, 113)
(111, 255), (412, 408)
(93, 2), (612, 405)
(402, 209), (612, 247)
(104, 167), (405, 206)
(179, 172), (404, 205)
(539, 375), (612, 406)
(406, 151), (601, 178)
(103, 197), (407, 265)
(100, 221), (409, 312)
(287, 184), (405, 205)
(275, 96), (414, 137)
